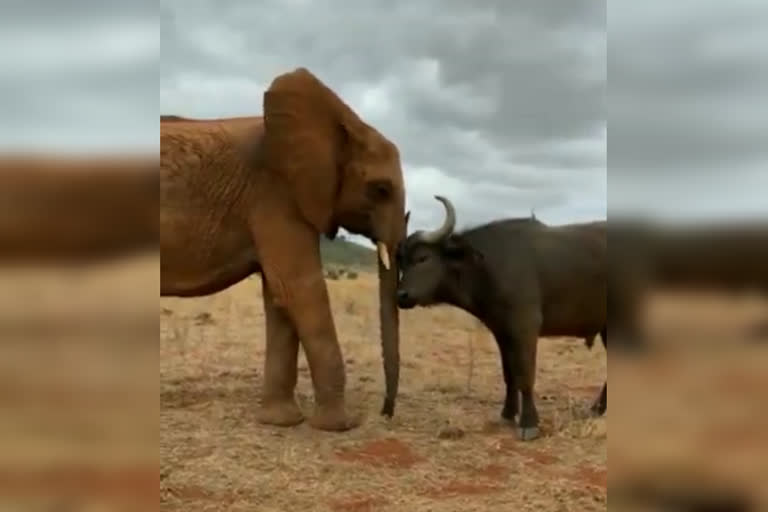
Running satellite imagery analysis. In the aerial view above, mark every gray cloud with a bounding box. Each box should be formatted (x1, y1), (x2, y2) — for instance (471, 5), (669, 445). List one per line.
(609, 0), (768, 220)
(160, 0), (606, 239)
(1, 1), (158, 153)
(5, 0), (761, 234)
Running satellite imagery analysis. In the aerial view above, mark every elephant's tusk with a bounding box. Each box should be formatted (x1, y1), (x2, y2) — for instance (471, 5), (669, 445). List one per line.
(377, 242), (390, 270)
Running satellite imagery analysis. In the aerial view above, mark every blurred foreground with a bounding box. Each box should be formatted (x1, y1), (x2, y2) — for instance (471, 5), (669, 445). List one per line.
(610, 219), (768, 511)
(1, 155), (158, 510)
(3, 152), (767, 510)
(0, 155), (157, 265)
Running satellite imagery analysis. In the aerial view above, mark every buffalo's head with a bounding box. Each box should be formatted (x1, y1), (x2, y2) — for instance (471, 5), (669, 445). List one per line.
(396, 196), (483, 309)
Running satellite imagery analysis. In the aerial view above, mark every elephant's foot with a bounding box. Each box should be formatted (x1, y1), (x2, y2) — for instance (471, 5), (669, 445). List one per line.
(308, 405), (360, 432)
(257, 400), (305, 427)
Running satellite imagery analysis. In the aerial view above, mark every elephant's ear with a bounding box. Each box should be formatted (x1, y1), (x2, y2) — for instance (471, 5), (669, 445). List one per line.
(261, 67), (366, 234)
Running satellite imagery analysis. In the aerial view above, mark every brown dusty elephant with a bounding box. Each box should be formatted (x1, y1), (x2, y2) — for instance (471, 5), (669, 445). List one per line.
(160, 68), (407, 431)
(1, 155), (158, 264)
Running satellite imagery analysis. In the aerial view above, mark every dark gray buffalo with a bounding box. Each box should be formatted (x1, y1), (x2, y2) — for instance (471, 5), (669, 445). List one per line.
(396, 196), (606, 441)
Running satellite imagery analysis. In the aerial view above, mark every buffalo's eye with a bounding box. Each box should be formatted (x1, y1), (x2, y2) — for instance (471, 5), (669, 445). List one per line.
(414, 254), (428, 264)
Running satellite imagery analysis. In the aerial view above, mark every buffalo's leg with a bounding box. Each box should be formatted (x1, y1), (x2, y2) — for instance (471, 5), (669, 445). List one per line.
(501, 355), (520, 421)
(591, 384), (607, 416)
(256, 276), (304, 427)
(591, 327), (608, 416)
(493, 332), (519, 421)
(254, 220), (358, 432)
(513, 329), (540, 441)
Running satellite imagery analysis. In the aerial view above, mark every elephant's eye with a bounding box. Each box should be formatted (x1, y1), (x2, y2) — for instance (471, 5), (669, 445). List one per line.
(366, 180), (393, 202)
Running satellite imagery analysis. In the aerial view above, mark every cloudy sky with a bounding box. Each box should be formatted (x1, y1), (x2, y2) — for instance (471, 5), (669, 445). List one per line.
(1, 1), (157, 154)
(3, 1), (765, 241)
(610, 0), (768, 221)
(160, 0), (607, 243)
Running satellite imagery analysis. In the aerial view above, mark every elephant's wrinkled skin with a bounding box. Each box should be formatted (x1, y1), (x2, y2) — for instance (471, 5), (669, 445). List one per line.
(160, 68), (407, 431)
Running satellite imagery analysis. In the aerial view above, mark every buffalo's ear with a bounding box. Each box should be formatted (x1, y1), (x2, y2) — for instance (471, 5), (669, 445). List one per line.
(443, 235), (483, 264)
(261, 67), (366, 233)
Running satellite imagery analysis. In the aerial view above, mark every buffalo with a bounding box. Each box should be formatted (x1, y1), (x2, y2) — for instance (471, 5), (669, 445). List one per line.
(608, 218), (768, 349)
(396, 196), (607, 441)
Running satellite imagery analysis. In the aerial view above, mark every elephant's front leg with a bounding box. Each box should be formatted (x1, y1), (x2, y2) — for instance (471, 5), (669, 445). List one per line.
(256, 275), (304, 427)
(254, 220), (358, 432)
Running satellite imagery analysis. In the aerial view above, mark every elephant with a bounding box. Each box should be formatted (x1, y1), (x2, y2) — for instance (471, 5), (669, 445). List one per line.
(1, 155), (158, 264)
(160, 68), (407, 431)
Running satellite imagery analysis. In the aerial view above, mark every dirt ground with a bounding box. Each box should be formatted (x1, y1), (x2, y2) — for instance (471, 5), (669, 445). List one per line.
(3, 255), (763, 510)
(160, 272), (607, 512)
(0, 255), (158, 511)
(609, 290), (768, 511)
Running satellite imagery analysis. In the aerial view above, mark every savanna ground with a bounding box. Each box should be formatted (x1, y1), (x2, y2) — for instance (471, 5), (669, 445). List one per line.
(160, 270), (608, 512)
(610, 290), (768, 510)
(1, 255), (157, 511)
(2, 248), (763, 510)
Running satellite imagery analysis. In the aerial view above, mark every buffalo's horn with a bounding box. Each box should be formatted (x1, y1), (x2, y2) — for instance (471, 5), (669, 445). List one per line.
(418, 195), (456, 244)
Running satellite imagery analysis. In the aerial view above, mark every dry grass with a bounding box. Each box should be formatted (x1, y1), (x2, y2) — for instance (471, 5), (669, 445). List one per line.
(0, 254), (158, 511)
(160, 272), (607, 511)
(610, 290), (768, 510)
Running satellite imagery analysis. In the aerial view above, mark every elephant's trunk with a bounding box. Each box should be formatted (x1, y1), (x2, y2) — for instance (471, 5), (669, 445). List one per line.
(378, 240), (400, 417)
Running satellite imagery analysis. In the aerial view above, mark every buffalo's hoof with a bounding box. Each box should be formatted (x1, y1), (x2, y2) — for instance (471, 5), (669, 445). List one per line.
(380, 397), (395, 418)
(501, 408), (518, 422)
(257, 401), (305, 427)
(516, 426), (540, 441)
(309, 407), (361, 432)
